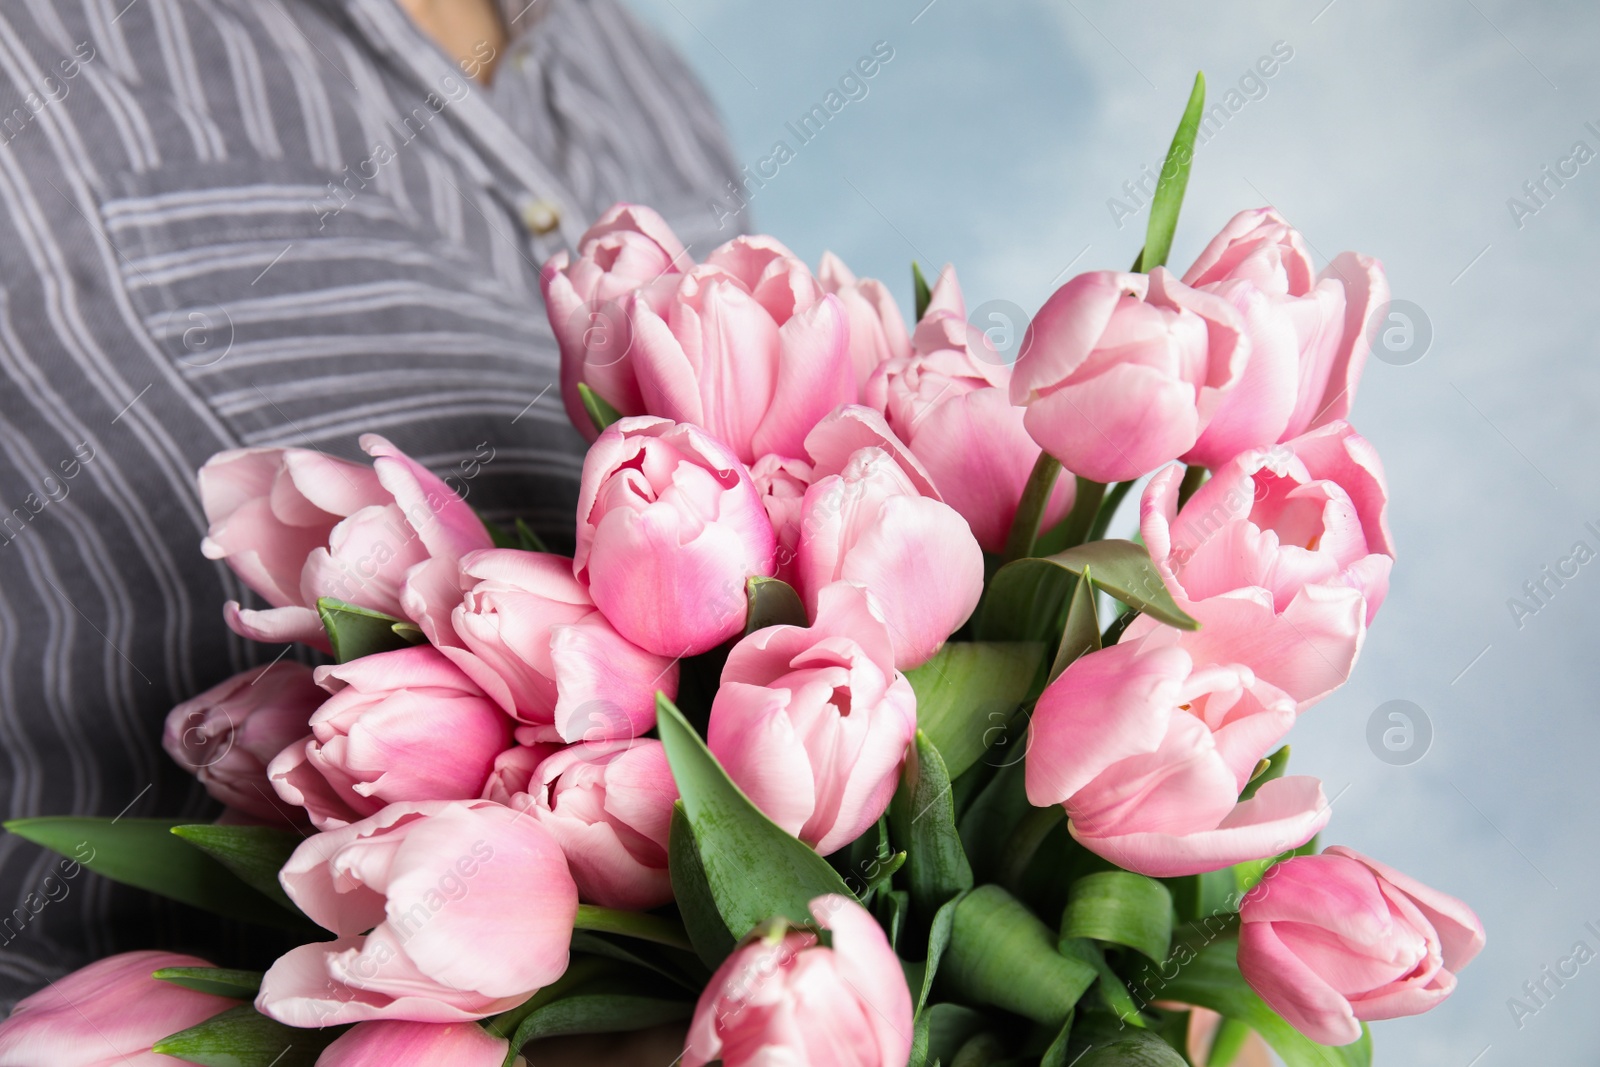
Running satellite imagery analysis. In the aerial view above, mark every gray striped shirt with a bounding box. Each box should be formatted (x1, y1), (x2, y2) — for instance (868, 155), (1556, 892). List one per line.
(0, 0), (741, 1003)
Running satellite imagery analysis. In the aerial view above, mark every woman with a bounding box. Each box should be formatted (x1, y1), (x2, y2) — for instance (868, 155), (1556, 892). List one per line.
(0, 0), (739, 1015)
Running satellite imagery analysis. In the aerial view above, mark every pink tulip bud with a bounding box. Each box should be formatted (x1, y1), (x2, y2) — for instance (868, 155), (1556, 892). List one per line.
(0, 951), (240, 1066)
(683, 895), (913, 1067)
(316, 1020), (510, 1066)
(1011, 268), (1247, 483)
(1025, 632), (1328, 877)
(748, 454), (815, 584)
(198, 435), (492, 648)
(794, 441), (983, 671)
(162, 661), (324, 825)
(575, 417), (778, 657)
(268, 647), (512, 830)
(818, 251), (911, 394)
(628, 236), (856, 464)
(708, 583), (916, 855)
(865, 267), (1073, 552)
(1132, 420), (1393, 709)
(541, 203), (691, 438)
(1238, 847), (1485, 1046)
(508, 739), (679, 910)
(258, 799), (578, 1025)
(402, 549), (679, 742)
(1182, 208), (1388, 459)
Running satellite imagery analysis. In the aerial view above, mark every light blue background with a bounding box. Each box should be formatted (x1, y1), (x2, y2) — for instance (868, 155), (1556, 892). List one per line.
(626, 1), (1600, 1063)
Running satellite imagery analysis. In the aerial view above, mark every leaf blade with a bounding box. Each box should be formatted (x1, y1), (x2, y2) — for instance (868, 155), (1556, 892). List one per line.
(655, 695), (853, 939)
(1137, 71), (1207, 273)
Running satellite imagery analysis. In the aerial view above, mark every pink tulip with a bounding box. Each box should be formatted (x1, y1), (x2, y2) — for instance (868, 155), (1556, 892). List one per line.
(1011, 268), (1247, 483)
(802, 404), (941, 498)
(683, 895), (913, 1067)
(199, 435), (492, 648)
(1182, 208), (1388, 462)
(162, 662), (323, 825)
(1238, 847), (1485, 1045)
(708, 583), (916, 855)
(541, 203), (691, 437)
(502, 739), (679, 910)
(1025, 632), (1328, 877)
(818, 251), (911, 394)
(268, 647), (512, 830)
(258, 799), (577, 1025)
(794, 439), (983, 671)
(0, 951), (239, 1066)
(402, 549), (678, 742)
(575, 417), (778, 657)
(316, 1020), (509, 1066)
(749, 453), (815, 582)
(864, 266), (1073, 552)
(1132, 420), (1393, 708)
(629, 236), (855, 463)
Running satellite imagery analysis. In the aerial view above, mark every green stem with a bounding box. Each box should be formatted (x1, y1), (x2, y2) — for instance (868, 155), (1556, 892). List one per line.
(572, 904), (693, 952)
(1207, 1016), (1253, 1066)
(1002, 452), (1063, 563)
(1176, 463), (1207, 509)
(999, 804), (1067, 892)
(1037, 476), (1106, 556)
(1085, 480), (1135, 543)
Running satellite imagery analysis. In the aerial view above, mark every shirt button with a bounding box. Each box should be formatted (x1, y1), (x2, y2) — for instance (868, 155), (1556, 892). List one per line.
(519, 197), (562, 235)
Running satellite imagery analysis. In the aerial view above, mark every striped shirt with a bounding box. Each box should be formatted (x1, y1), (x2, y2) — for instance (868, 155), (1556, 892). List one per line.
(0, 0), (741, 1004)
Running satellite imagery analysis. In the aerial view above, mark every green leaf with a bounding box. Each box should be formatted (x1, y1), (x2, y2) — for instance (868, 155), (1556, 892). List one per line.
(3, 817), (305, 931)
(890, 732), (974, 941)
(1067, 1020), (1189, 1067)
(510, 988), (692, 1049)
(957, 763), (1033, 883)
(918, 1003), (989, 1067)
(1154, 937), (1372, 1067)
(1239, 745), (1290, 801)
(1061, 939), (1146, 1028)
(1135, 71), (1207, 273)
(170, 824), (301, 913)
(514, 518), (549, 553)
(913, 261), (933, 321)
(1051, 565), (1101, 683)
(578, 381), (624, 434)
(151, 967), (263, 999)
(940, 885), (1096, 1027)
(572, 903), (692, 951)
(905, 642), (1044, 779)
(1039, 1011), (1078, 1067)
(390, 620), (426, 645)
(569, 930), (704, 993)
(655, 695), (852, 940)
(316, 597), (413, 662)
(151, 1005), (340, 1067)
(1001, 452), (1063, 563)
(744, 575), (807, 636)
(667, 803), (737, 968)
(914, 889), (970, 1015)
(981, 540), (1197, 640)
(950, 1032), (1007, 1065)
(1061, 871), (1174, 963)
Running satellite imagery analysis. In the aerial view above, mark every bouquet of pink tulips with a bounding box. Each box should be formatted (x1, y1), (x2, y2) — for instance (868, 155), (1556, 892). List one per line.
(0, 76), (1483, 1067)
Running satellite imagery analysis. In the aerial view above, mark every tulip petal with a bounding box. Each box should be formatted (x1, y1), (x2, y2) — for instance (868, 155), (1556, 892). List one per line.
(1072, 775), (1330, 877)
(1237, 920), (1365, 1046)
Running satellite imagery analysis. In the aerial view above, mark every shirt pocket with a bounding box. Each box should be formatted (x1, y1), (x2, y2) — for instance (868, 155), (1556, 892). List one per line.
(96, 157), (559, 451)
